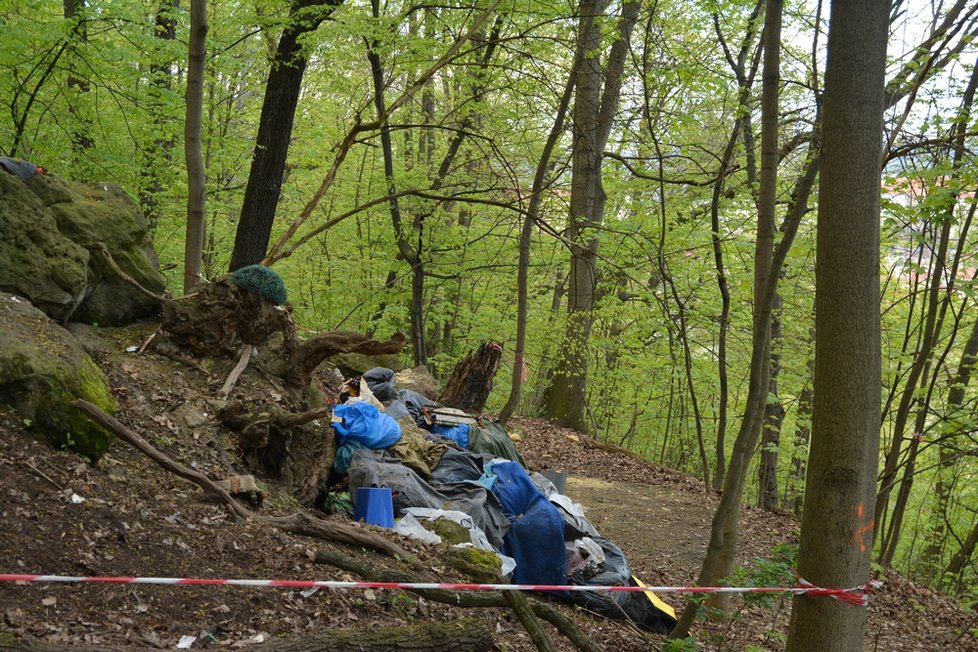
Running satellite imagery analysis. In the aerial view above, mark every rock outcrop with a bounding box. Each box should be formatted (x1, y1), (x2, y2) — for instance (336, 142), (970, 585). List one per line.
(0, 168), (166, 326)
(0, 292), (116, 460)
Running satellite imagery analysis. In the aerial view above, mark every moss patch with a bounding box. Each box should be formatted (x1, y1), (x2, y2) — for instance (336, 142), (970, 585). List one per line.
(443, 545), (502, 583)
(0, 293), (116, 460)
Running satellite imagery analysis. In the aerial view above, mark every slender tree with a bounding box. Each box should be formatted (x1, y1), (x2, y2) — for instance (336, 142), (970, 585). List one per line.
(183, 0), (207, 294)
(759, 290), (783, 510)
(497, 28), (583, 425)
(140, 0), (179, 226)
(63, 0), (93, 159)
(673, 0), (787, 629)
(786, 0), (887, 647)
(541, 0), (640, 432)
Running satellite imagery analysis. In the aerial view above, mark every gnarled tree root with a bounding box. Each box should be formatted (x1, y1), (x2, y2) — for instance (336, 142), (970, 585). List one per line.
(314, 546), (604, 652)
(72, 400), (413, 562)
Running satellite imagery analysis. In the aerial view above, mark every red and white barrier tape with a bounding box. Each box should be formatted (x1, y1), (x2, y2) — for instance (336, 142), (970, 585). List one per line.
(0, 574), (875, 605)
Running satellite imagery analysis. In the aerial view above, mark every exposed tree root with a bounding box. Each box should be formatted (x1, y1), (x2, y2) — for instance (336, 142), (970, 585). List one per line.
(1, 618), (493, 652)
(72, 400), (412, 562)
(314, 546), (605, 652)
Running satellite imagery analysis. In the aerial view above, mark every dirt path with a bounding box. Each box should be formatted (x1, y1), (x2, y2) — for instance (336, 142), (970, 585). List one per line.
(564, 475), (713, 584)
(512, 417), (978, 651)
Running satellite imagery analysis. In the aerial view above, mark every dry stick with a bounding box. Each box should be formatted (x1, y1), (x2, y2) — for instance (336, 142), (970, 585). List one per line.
(92, 243), (167, 303)
(23, 460), (63, 491)
(220, 345), (255, 397)
(71, 400), (412, 561)
(315, 547), (606, 652)
(136, 328), (159, 355)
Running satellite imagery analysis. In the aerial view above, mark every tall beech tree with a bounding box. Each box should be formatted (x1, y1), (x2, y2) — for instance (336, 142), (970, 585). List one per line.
(540, 0), (639, 432)
(786, 0), (886, 647)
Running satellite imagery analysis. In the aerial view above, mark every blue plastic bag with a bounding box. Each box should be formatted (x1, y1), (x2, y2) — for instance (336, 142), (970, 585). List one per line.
(332, 402), (402, 449)
(431, 423), (470, 449)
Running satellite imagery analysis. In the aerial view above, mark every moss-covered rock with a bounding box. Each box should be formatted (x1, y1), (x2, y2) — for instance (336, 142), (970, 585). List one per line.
(47, 179), (166, 326)
(428, 518), (472, 546)
(0, 292), (116, 460)
(0, 171), (166, 326)
(0, 171), (90, 321)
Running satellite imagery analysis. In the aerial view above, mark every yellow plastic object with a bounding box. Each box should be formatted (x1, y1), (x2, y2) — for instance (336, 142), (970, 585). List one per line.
(632, 575), (676, 619)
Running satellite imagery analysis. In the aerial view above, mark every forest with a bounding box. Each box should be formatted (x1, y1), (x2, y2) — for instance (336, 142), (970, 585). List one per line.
(2, 0), (977, 647)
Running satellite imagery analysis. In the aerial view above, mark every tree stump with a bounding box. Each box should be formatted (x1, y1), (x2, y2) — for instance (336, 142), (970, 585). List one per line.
(438, 342), (503, 414)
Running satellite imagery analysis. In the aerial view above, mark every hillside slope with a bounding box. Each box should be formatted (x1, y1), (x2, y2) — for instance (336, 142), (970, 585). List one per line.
(0, 321), (974, 651)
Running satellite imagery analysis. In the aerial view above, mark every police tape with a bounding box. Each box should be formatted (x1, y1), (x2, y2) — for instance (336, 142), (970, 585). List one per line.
(0, 574), (876, 606)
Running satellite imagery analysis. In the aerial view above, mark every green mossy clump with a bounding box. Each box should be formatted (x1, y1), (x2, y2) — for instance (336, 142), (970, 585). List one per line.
(0, 293), (116, 460)
(444, 545), (502, 583)
(230, 264), (288, 305)
(49, 356), (117, 459)
(428, 518), (471, 545)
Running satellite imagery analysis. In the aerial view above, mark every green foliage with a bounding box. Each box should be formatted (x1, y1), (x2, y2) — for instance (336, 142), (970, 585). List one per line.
(661, 635), (699, 651)
(730, 543), (798, 609)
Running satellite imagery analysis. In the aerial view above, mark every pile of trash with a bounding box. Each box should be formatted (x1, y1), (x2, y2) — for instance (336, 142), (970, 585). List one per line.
(326, 367), (677, 634)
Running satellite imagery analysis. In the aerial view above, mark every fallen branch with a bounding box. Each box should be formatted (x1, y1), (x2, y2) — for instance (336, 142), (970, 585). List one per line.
(314, 547), (605, 652)
(1, 619), (493, 652)
(220, 344), (255, 397)
(505, 589), (557, 652)
(72, 400), (411, 560)
(93, 242), (167, 304)
(136, 327), (159, 355)
(23, 460), (63, 491)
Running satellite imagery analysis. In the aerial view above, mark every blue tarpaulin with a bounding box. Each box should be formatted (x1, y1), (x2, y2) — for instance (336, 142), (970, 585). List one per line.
(431, 422), (470, 448)
(490, 461), (567, 587)
(332, 402), (402, 449)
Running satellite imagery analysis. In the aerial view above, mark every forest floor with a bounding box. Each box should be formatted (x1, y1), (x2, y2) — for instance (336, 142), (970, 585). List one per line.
(0, 320), (975, 651)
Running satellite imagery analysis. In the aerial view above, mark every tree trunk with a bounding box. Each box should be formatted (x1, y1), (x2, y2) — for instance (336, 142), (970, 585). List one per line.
(183, 0), (207, 295)
(1, 620), (493, 652)
(140, 1), (179, 226)
(228, 0), (341, 272)
(787, 326), (814, 517)
(759, 291), (783, 511)
(709, 0), (764, 491)
(785, 0), (886, 648)
(541, 0), (639, 432)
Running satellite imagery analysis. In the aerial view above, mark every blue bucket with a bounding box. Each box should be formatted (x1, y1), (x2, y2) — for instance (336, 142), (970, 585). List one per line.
(353, 487), (394, 528)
